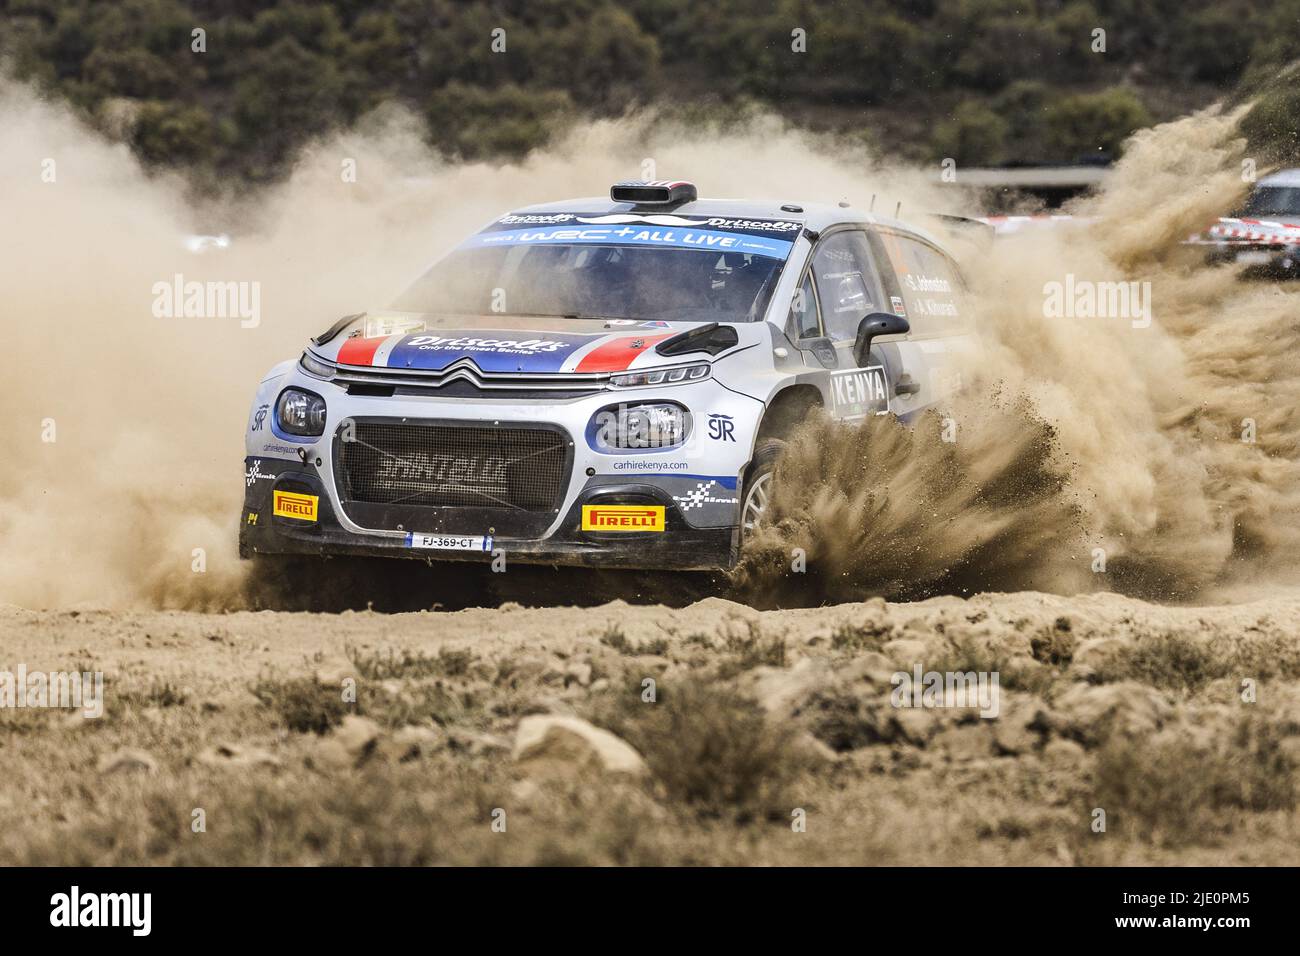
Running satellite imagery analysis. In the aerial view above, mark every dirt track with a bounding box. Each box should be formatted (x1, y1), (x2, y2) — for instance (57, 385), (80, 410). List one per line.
(3, 590), (1299, 865)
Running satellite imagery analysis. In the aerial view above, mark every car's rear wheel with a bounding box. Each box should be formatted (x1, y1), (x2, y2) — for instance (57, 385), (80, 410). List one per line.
(739, 438), (785, 546)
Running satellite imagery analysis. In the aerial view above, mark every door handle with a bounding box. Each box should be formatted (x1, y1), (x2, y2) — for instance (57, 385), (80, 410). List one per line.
(895, 375), (921, 396)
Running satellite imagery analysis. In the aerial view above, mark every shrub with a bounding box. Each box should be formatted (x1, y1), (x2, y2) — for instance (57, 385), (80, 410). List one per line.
(1094, 714), (1297, 846)
(592, 678), (803, 822)
(250, 675), (350, 734)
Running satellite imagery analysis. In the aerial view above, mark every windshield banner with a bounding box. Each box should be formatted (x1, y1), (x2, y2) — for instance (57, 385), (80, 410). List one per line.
(463, 212), (803, 260)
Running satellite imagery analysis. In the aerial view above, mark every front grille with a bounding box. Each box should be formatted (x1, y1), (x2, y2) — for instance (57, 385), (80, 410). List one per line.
(334, 419), (572, 537)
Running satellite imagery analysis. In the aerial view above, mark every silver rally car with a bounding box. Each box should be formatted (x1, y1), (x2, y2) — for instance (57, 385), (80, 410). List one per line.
(240, 180), (974, 571)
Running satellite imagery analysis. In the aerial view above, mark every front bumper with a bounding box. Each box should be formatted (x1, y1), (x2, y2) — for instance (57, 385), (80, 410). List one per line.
(239, 365), (765, 571)
(239, 456), (736, 570)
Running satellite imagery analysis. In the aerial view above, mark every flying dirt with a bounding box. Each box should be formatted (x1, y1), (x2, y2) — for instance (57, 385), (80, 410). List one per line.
(740, 106), (1300, 606)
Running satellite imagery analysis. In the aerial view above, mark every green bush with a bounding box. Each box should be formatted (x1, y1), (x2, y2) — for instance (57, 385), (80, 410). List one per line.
(1045, 87), (1152, 161)
(0, 0), (1288, 179)
(130, 102), (214, 165)
(933, 100), (1010, 165)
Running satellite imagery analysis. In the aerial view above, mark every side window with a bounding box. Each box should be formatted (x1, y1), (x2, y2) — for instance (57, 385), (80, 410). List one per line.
(873, 233), (968, 335)
(810, 232), (886, 341)
(786, 272), (820, 339)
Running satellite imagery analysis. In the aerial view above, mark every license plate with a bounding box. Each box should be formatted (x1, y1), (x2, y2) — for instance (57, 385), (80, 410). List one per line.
(1235, 251), (1273, 265)
(405, 533), (494, 551)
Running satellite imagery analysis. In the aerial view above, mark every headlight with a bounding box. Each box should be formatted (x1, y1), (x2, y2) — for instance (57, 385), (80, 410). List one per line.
(609, 363), (710, 388)
(276, 388), (327, 437)
(588, 402), (690, 451)
(299, 350), (336, 379)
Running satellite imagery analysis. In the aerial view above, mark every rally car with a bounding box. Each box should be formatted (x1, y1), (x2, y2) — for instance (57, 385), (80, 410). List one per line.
(1186, 168), (1300, 277)
(240, 180), (974, 572)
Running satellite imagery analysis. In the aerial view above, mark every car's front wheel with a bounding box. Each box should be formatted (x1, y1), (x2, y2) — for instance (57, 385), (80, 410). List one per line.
(739, 438), (785, 546)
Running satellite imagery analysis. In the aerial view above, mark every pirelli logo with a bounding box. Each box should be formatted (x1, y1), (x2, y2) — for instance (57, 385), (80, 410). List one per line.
(273, 490), (319, 521)
(581, 504), (665, 532)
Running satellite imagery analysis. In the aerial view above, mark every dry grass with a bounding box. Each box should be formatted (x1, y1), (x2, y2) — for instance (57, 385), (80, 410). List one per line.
(1093, 712), (1298, 846)
(3, 594), (1300, 865)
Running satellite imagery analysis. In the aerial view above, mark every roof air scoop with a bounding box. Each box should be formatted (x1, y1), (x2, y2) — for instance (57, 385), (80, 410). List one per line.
(610, 180), (698, 206)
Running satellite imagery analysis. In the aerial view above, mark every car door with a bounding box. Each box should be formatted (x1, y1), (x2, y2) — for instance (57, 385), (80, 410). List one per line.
(867, 229), (974, 415)
(801, 229), (900, 421)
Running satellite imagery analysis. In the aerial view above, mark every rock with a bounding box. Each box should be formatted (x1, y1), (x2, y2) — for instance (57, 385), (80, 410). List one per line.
(790, 731), (840, 766)
(881, 639), (929, 668)
(447, 728), (511, 757)
(512, 715), (648, 777)
(565, 661), (593, 687)
(990, 695), (1049, 756)
(1068, 637), (1126, 680)
(1043, 737), (1087, 767)
(97, 748), (157, 775)
(747, 658), (834, 719)
(306, 738), (353, 772)
(1052, 681), (1172, 747)
(379, 725), (443, 762)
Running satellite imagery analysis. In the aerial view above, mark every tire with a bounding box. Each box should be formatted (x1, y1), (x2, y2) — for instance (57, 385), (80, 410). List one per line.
(739, 438), (785, 546)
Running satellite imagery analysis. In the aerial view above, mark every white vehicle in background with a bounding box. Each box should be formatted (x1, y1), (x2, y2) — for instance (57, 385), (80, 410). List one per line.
(239, 180), (975, 573)
(1188, 168), (1300, 277)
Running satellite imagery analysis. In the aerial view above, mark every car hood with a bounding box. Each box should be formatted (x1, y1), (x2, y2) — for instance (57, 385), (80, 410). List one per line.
(309, 311), (761, 374)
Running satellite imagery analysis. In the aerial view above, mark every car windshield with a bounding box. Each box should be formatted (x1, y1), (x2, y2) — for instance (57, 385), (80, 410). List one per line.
(393, 211), (803, 322)
(394, 244), (785, 323)
(1240, 186), (1300, 218)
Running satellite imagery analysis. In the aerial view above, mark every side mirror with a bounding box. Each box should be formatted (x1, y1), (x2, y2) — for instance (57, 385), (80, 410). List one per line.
(853, 312), (910, 367)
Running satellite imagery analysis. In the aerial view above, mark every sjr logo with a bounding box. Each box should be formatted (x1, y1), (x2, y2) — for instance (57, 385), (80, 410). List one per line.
(707, 413), (736, 441)
(251, 404), (268, 431)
